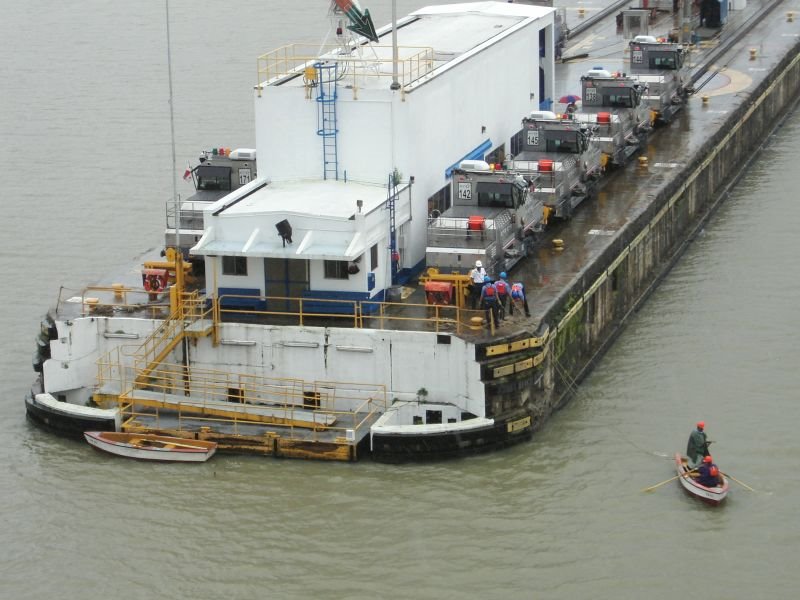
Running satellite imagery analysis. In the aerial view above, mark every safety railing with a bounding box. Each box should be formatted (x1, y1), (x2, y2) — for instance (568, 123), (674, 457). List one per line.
(114, 361), (387, 440)
(165, 198), (213, 233)
(132, 292), (211, 381)
(256, 44), (435, 89)
(214, 292), (489, 335)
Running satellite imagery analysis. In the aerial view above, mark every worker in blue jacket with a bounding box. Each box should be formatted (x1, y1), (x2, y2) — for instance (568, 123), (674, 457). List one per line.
(480, 276), (500, 327)
(509, 281), (531, 317)
(495, 272), (510, 318)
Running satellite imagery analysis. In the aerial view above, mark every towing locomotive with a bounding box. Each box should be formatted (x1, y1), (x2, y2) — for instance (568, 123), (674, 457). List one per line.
(508, 111), (602, 221)
(628, 35), (691, 125)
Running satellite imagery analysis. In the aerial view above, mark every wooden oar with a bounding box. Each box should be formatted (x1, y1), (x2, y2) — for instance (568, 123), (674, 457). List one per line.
(721, 472), (756, 492)
(641, 468), (697, 492)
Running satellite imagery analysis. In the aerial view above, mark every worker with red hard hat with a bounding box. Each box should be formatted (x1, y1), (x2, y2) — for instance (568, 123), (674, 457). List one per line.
(686, 421), (711, 468)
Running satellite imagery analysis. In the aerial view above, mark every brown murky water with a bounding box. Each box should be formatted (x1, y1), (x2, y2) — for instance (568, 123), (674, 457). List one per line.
(2, 2), (798, 598)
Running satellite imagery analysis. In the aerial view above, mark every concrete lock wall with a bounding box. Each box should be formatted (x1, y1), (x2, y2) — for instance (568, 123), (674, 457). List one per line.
(532, 40), (800, 417)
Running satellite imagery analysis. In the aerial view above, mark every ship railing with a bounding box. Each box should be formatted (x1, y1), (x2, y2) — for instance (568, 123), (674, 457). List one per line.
(214, 293), (475, 335)
(114, 363), (387, 443)
(165, 199), (211, 233)
(96, 346), (128, 401)
(121, 291), (213, 386)
(256, 44), (435, 89)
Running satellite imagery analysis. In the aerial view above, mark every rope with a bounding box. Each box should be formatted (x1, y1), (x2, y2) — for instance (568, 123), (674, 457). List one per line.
(552, 356), (670, 459)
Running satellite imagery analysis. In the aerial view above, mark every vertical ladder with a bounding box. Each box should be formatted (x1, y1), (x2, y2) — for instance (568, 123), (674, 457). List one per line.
(315, 62), (339, 180)
(387, 172), (398, 284)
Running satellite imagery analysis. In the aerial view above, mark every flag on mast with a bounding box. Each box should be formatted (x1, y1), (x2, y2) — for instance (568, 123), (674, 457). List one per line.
(183, 162), (192, 181)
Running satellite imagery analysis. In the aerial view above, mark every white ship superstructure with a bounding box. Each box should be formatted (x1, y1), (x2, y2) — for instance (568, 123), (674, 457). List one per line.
(28, 2), (556, 461)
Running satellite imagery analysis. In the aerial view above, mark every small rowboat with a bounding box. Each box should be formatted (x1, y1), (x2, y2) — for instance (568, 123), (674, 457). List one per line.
(674, 453), (729, 505)
(84, 431), (217, 462)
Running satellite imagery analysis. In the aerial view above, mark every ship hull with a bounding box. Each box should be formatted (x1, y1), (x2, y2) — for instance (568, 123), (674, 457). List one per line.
(25, 393), (119, 440)
(371, 415), (533, 463)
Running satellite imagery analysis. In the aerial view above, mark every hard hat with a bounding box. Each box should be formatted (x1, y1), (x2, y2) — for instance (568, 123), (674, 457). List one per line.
(703, 455), (713, 463)
(483, 275), (492, 283)
(500, 272), (507, 278)
(475, 260), (483, 268)
(697, 421), (705, 430)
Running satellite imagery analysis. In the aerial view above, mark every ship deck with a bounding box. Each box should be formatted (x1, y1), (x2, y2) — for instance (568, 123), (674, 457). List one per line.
(126, 408), (380, 461)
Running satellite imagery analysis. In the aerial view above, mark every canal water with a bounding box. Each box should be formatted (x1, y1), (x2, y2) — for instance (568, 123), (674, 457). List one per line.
(1, 2), (798, 598)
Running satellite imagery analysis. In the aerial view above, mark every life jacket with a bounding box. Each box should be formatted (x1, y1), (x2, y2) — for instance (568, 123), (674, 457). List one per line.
(495, 280), (508, 295)
(482, 283), (496, 300)
(511, 283), (524, 299)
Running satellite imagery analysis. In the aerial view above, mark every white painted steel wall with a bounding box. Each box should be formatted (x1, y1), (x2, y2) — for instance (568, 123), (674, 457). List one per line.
(44, 316), (486, 417)
(43, 317), (177, 397)
(253, 10), (555, 270)
(187, 322), (487, 416)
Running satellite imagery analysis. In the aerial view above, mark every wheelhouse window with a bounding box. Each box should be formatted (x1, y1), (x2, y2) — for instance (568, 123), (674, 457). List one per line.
(370, 244), (378, 271)
(324, 260), (349, 279)
(222, 256), (247, 276)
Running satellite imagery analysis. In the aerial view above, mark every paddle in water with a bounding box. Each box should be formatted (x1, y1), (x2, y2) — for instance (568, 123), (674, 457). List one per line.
(642, 468), (697, 492)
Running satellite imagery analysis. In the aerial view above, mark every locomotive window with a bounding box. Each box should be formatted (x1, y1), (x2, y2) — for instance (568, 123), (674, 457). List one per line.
(476, 182), (514, 209)
(649, 53), (677, 70)
(602, 90), (633, 108)
(546, 134), (579, 153)
(196, 165), (232, 191)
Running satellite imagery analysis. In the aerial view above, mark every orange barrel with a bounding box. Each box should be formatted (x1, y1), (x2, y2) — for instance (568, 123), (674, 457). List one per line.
(597, 112), (611, 124)
(538, 159), (554, 172)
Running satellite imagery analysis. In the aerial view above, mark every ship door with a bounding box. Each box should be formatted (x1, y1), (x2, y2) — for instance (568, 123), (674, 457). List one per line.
(264, 258), (309, 312)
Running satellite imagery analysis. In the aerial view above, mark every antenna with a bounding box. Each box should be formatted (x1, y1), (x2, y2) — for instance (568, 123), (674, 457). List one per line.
(165, 0), (184, 299)
(165, 0), (180, 255)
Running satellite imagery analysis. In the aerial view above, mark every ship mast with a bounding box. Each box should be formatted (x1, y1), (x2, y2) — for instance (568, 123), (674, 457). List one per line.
(165, 0), (184, 297)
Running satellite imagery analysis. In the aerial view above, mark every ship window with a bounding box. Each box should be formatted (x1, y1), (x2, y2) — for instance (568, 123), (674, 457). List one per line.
(510, 130), (524, 157)
(426, 410), (442, 425)
(370, 243), (378, 271)
(461, 411), (476, 421)
(428, 184), (451, 216)
(324, 260), (349, 279)
(222, 256), (247, 276)
(413, 416), (423, 425)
